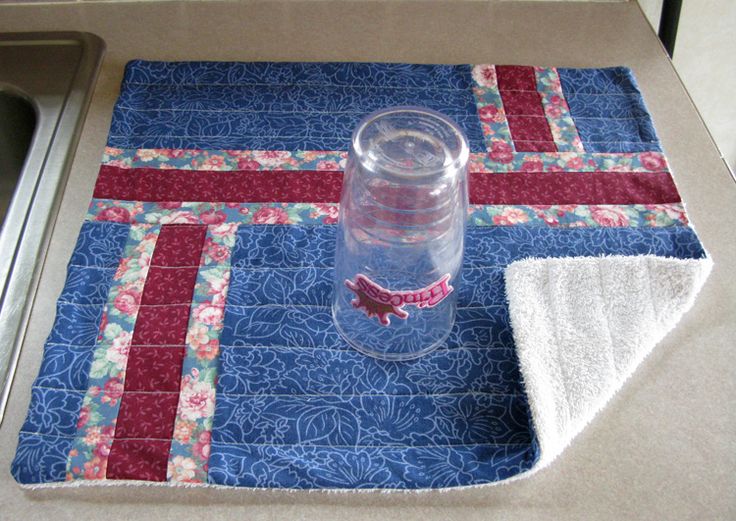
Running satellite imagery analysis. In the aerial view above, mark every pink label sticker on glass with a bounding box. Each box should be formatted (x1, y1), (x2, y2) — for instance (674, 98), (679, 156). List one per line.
(345, 273), (454, 326)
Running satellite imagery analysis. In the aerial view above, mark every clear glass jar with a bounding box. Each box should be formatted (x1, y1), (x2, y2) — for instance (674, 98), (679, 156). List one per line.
(331, 107), (469, 361)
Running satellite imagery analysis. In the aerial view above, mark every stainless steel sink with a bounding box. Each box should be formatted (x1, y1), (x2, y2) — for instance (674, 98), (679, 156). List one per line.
(0, 32), (104, 425)
(0, 91), (36, 225)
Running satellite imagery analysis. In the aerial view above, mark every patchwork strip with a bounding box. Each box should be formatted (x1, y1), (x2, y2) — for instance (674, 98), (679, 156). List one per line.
(496, 65), (556, 152)
(94, 167), (344, 203)
(88, 200), (340, 226)
(103, 147), (671, 174)
(167, 223), (237, 483)
(93, 167), (679, 206)
(470, 171), (680, 205)
(106, 224), (206, 481)
(470, 65), (515, 158)
(103, 147), (349, 171)
(87, 200), (689, 228)
(467, 203), (688, 227)
(534, 67), (585, 153)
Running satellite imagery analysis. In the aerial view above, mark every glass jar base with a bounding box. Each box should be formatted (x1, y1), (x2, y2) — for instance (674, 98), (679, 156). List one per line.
(332, 304), (453, 362)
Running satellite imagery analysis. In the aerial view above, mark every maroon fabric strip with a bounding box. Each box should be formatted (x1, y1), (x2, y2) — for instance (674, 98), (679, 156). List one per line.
(506, 116), (556, 143)
(94, 165), (344, 203)
(495, 65), (557, 153)
(498, 90), (545, 116)
(107, 224), (206, 482)
(95, 166), (681, 205)
(512, 141), (558, 153)
(495, 65), (539, 91)
(107, 440), (171, 482)
(470, 171), (681, 205)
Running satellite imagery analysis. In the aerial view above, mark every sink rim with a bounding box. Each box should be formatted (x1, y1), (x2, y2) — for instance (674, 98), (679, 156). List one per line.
(0, 31), (105, 426)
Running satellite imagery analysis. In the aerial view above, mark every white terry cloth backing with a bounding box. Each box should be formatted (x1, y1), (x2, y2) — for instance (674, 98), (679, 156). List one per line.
(505, 255), (712, 468)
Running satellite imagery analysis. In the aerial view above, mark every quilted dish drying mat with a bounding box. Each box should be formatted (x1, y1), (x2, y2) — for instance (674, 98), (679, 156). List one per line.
(12, 62), (710, 490)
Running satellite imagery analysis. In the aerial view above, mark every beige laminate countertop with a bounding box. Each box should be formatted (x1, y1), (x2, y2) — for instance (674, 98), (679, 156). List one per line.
(0, 2), (734, 520)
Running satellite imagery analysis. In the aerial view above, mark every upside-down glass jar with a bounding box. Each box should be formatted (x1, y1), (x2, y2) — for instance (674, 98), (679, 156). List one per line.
(331, 107), (469, 361)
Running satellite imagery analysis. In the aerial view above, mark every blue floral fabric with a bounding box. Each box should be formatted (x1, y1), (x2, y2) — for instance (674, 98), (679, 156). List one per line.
(209, 224), (704, 488)
(213, 225), (537, 488)
(12, 222), (129, 484)
(558, 67), (662, 153)
(110, 61), (487, 153)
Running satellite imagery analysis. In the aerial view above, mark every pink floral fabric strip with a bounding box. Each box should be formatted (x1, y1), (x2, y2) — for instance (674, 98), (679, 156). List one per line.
(467, 150), (670, 173)
(66, 224), (158, 481)
(102, 147), (348, 172)
(469, 65), (515, 157)
(101, 146), (670, 174)
(87, 200), (340, 226)
(167, 223), (237, 483)
(468, 203), (688, 227)
(534, 67), (585, 153)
